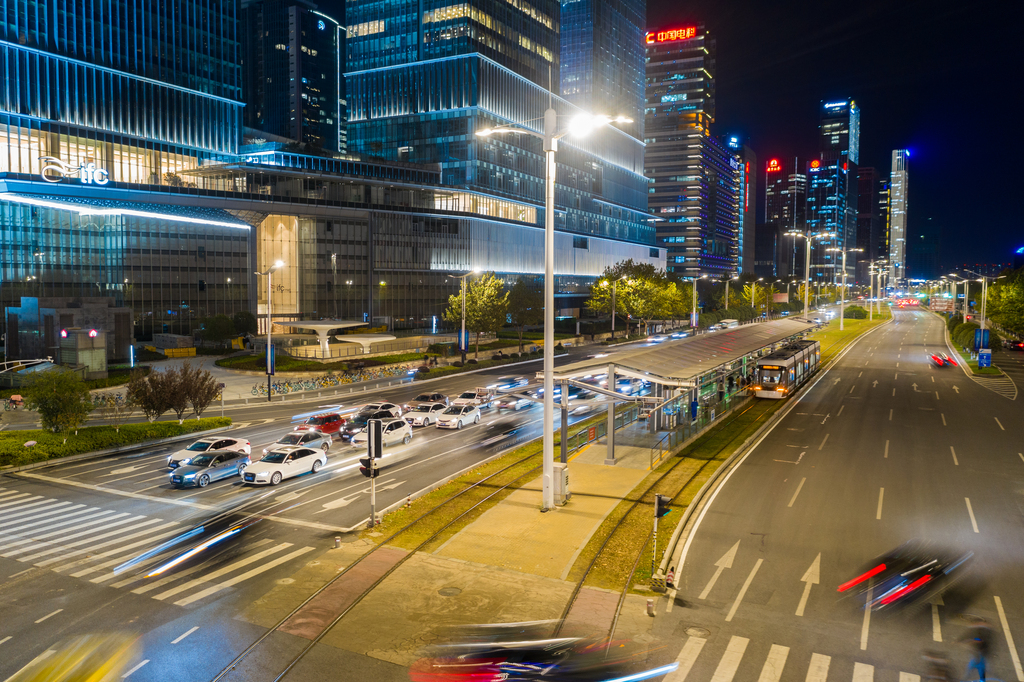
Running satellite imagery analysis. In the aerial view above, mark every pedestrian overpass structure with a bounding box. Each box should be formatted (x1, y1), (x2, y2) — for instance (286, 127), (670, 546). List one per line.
(543, 319), (815, 465)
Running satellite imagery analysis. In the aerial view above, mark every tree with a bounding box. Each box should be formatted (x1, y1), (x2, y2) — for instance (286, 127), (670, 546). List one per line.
(127, 368), (169, 422)
(23, 367), (93, 443)
(443, 273), (509, 358)
(163, 366), (192, 424)
(202, 314), (236, 345)
(506, 277), (543, 353)
(98, 391), (137, 432)
(182, 361), (220, 419)
(588, 260), (674, 336)
(232, 310), (259, 336)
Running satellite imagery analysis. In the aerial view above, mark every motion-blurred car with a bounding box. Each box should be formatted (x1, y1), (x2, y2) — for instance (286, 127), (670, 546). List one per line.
(405, 403), (448, 426)
(243, 445), (326, 485)
(939, 352), (958, 367)
(837, 540), (973, 612)
(403, 392), (449, 411)
(167, 437), (250, 469)
(1006, 340), (1024, 351)
(451, 388), (496, 408)
(169, 450), (251, 488)
(930, 353), (948, 367)
(351, 417), (413, 447)
(339, 410), (398, 441)
(3, 633), (138, 682)
(480, 425), (525, 449)
(495, 395), (533, 412)
(670, 331), (690, 339)
(492, 376), (528, 392)
(264, 430), (332, 454)
(292, 412), (344, 438)
(436, 405), (481, 430)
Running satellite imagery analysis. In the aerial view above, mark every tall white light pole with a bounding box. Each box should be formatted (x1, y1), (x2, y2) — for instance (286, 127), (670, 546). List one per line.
(601, 275), (629, 338)
(255, 260), (285, 402)
(725, 275), (739, 309)
(448, 269), (480, 364)
(827, 247), (862, 330)
(478, 110), (632, 511)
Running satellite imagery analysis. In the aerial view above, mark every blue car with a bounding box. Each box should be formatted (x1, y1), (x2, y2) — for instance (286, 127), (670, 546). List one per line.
(169, 450), (251, 489)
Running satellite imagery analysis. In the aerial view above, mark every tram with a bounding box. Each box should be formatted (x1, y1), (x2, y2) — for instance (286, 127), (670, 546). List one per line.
(752, 339), (821, 399)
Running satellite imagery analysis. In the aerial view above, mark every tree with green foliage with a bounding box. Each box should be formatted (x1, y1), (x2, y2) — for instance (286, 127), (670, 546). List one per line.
(23, 367), (93, 443)
(182, 361), (220, 419)
(506, 277), (543, 353)
(443, 272), (509, 358)
(589, 259), (678, 336)
(232, 310), (259, 336)
(202, 314), (236, 345)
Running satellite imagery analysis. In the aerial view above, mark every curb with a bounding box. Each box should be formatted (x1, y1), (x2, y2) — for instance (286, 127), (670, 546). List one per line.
(0, 425), (233, 474)
(657, 316), (893, 578)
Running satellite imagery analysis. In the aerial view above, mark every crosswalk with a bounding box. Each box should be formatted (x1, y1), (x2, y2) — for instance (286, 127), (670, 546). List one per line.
(667, 634), (926, 682)
(0, 487), (315, 606)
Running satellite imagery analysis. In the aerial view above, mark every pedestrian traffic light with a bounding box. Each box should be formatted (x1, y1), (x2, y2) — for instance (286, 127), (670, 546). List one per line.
(655, 494), (672, 518)
(359, 456), (380, 478)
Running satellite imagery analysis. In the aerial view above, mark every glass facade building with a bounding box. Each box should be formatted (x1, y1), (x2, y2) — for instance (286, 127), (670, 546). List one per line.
(889, 149), (909, 285)
(560, 0), (646, 139)
(764, 156), (807, 279)
(241, 0), (345, 154)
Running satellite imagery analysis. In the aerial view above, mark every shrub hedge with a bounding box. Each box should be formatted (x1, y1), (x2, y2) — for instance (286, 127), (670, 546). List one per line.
(0, 417), (231, 468)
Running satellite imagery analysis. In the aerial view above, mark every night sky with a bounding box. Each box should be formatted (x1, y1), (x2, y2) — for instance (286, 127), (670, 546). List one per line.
(646, 0), (1017, 271)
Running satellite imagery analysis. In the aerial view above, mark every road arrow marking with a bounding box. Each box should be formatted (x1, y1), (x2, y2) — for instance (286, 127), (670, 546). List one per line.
(912, 383), (919, 391)
(725, 558), (762, 622)
(795, 553), (820, 617)
(872, 380), (878, 387)
(832, 377), (841, 385)
(930, 594), (943, 642)
(102, 464), (150, 476)
(953, 385), (959, 393)
(699, 540), (739, 600)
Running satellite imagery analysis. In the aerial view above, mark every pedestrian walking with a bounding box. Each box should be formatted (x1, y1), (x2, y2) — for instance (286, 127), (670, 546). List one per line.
(960, 617), (994, 681)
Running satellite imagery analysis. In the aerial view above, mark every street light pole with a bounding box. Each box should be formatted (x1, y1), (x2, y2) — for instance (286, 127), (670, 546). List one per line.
(255, 260), (285, 402)
(827, 247), (862, 331)
(751, 277), (763, 320)
(448, 269), (479, 365)
(478, 109), (632, 512)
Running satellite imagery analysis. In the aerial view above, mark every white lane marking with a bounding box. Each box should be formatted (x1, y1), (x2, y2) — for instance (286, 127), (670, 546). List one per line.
(34, 608), (62, 623)
(40, 520), (175, 569)
(900, 673), (921, 682)
(725, 559), (762, 622)
(756, 644), (789, 682)
(0, 494), (36, 509)
(0, 500), (72, 525)
(950, 446), (958, 466)
(941, 413), (946, 426)
(932, 375), (935, 382)
(121, 659), (149, 679)
(806, 653), (831, 682)
(892, 387), (896, 396)
(66, 524), (183, 577)
(931, 594), (943, 642)
(858, 371), (863, 377)
(995, 596), (1024, 681)
(849, 385), (855, 394)
(889, 408), (893, 421)
(996, 417), (1006, 431)
(710, 636), (748, 682)
(861, 581), (873, 650)
(853, 662), (874, 681)
(17, 515), (156, 563)
(664, 636), (706, 682)
(1, 512), (131, 557)
(884, 440), (889, 458)
(787, 478), (806, 508)
(837, 405), (844, 416)
(153, 542), (293, 601)
(876, 488), (884, 520)
(0, 503), (88, 532)
(965, 498), (979, 533)
(171, 627), (199, 644)
(0, 636), (10, 645)
(8, 567), (34, 578)
(1020, 453), (1024, 465)
(0, 509), (117, 553)
(935, 391), (940, 400)
(699, 541), (739, 600)
(818, 434), (829, 451)
(173, 546), (315, 606)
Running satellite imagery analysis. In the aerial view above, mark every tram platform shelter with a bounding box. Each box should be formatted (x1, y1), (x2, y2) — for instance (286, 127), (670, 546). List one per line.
(544, 318), (815, 465)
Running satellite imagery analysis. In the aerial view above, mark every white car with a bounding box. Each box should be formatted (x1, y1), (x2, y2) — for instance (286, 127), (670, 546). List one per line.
(351, 417), (413, 447)
(357, 402), (403, 418)
(405, 403), (448, 426)
(168, 436), (251, 469)
(436, 405), (481, 430)
(495, 395), (532, 411)
(491, 376), (528, 392)
(241, 445), (326, 486)
(263, 430), (331, 454)
(451, 388), (496, 408)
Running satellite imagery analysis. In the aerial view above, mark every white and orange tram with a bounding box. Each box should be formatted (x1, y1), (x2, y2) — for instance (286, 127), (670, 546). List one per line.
(752, 340), (821, 399)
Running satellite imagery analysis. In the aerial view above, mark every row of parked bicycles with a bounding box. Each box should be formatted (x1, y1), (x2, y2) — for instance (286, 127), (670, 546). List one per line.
(249, 364), (415, 396)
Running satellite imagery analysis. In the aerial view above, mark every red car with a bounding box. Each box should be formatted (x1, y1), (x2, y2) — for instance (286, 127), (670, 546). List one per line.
(293, 412), (345, 438)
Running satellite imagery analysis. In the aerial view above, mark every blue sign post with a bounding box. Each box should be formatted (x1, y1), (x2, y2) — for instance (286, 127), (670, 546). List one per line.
(978, 349), (992, 368)
(974, 329), (989, 352)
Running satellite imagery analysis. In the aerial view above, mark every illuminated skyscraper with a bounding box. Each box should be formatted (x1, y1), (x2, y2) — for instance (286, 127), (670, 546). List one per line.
(764, 157), (807, 279)
(889, 149), (910, 284)
(724, 135), (757, 274)
(646, 25), (739, 277)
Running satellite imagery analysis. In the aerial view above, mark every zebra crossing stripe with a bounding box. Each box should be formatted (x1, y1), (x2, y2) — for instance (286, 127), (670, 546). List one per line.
(173, 545), (314, 606)
(756, 645), (789, 682)
(0, 503), (90, 533)
(852, 662), (874, 681)
(0, 512), (131, 557)
(41, 521), (178, 569)
(0, 494), (36, 509)
(0, 500), (70, 524)
(152, 542), (294, 601)
(805, 653), (831, 682)
(899, 674), (921, 682)
(24, 517), (164, 564)
(0, 509), (115, 553)
(664, 636), (706, 682)
(710, 636), (748, 682)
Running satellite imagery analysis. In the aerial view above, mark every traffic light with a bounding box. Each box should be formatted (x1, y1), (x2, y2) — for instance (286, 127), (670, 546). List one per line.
(655, 494), (672, 518)
(359, 457), (380, 478)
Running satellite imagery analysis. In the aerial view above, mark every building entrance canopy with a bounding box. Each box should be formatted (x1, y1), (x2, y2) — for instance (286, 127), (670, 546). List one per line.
(548, 319), (815, 389)
(281, 320), (397, 353)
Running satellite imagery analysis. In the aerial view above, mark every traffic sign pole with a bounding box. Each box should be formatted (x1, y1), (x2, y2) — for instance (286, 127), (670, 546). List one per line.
(366, 419), (382, 527)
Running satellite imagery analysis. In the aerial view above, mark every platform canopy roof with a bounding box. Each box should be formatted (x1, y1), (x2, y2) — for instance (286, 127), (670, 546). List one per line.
(548, 319), (815, 388)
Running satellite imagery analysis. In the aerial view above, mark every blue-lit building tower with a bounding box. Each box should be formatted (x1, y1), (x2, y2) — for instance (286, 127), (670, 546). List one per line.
(805, 99), (860, 284)
(344, 0), (659, 308)
(560, 0), (646, 139)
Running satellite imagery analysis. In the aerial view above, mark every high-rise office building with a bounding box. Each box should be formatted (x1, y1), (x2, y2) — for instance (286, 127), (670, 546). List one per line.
(856, 166), (883, 283)
(889, 149), (909, 284)
(560, 0), (646, 139)
(805, 100), (860, 283)
(725, 135), (757, 274)
(764, 157), (807, 279)
(344, 0), (658, 303)
(646, 25), (740, 277)
(241, 0), (345, 154)
(753, 222), (777, 280)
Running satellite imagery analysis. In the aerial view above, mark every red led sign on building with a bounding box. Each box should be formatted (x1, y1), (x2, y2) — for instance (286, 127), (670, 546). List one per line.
(645, 27), (697, 44)
(767, 159), (782, 173)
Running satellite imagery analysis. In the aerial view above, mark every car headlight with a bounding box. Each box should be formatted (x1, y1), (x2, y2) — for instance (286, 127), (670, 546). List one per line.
(256, 471), (269, 476)
(183, 472), (196, 479)
(179, 458), (192, 466)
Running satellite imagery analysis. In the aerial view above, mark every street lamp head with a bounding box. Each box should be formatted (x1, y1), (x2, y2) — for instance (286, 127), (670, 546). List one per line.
(475, 127), (513, 137)
(601, 280), (609, 287)
(379, 281), (386, 286)
(472, 268), (481, 274)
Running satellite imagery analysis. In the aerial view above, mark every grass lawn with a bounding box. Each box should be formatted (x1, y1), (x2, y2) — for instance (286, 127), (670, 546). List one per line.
(949, 344), (1002, 375)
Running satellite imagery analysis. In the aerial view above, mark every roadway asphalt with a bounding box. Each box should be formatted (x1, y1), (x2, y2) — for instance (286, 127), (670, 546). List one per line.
(0, 350), (624, 680)
(653, 308), (1024, 682)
